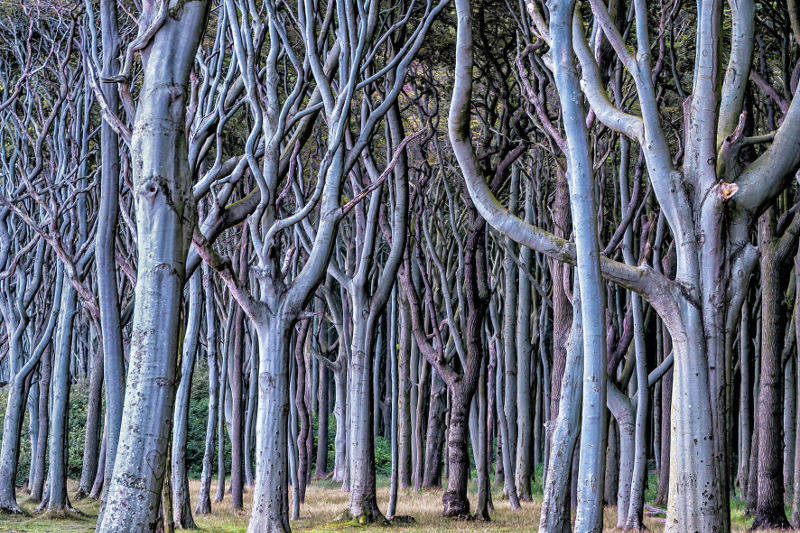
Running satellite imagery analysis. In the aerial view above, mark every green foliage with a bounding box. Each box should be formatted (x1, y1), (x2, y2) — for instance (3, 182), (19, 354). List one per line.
(0, 379), (92, 484)
(187, 359), (231, 479)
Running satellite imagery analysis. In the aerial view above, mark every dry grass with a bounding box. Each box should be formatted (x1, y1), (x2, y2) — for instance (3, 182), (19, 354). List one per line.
(0, 477), (783, 532)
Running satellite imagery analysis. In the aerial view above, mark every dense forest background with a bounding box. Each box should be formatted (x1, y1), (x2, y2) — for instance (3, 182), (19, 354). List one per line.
(2, 0), (800, 532)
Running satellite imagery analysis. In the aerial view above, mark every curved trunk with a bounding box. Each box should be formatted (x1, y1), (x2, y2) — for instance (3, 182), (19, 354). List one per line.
(607, 383), (634, 529)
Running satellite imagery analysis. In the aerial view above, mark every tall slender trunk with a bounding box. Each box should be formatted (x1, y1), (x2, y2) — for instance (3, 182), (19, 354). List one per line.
(752, 210), (791, 529)
(294, 319), (311, 503)
(30, 347), (52, 503)
(515, 181), (534, 500)
(78, 338), (104, 499)
(171, 272), (202, 528)
(97, 0), (126, 513)
(45, 282), (78, 511)
(398, 293), (413, 488)
(493, 339), (520, 508)
(230, 242), (248, 510)
(195, 266), (218, 516)
(314, 358), (329, 478)
(738, 305), (752, 498)
(422, 371), (447, 489)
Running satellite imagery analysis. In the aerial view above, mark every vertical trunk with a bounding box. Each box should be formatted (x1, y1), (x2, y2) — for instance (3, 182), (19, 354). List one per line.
(624, 293), (648, 529)
(171, 272), (202, 528)
(30, 347), (52, 503)
(98, 4), (208, 528)
(314, 358), (329, 478)
(794, 252), (800, 525)
(346, 299), (382, 522)
(46, 282), (78, 511)
(398, 293), (413, 488)
(244, 339), (258, 487)
(26, 379), (38, 493)
(785, 353), (796, 500)
(332, 360), (348, 486)
(388, 291), (399, 518)
(91, 428), (107, 500)
(247, 316), (292, 533)
(604, 419), (619, 506)
(738, 305), (751, 497)
(413, 358), (429, 491)
(493, 339), (520, 508)
(752, 211), (791, 529)
(548, 170), (573, 424)
(515, 184), (534, 500)
(549, 2), (607, 525)
(655, 334), (673, 507)
(443, 390), (472, 517)
(77, 339), (104, 499)
(538, 286), (582, 533)
(215, 314), (230, 503)
(97, 0), (126, 512)
(502, 175), (519, 478)
(195, 267), (218, 516)
(474, 361), (490, 521)
(422, 371), (446, 489)
(230, 247), (248, 510)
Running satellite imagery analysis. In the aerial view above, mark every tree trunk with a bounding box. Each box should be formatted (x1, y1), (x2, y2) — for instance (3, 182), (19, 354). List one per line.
(195, 267), (219, 516)
(752, 210), (791, 529)
(441, 389), (471, 517)
(247, 316), (292, 533)
(77, 337), (104, 499)
(30, 346), (52, 503)
(98, 4), (208, 528)
(539, 285), (582, 533)
(171, 272), (202, 529)
(96, 0), (126, 513)
(314, 357), (329, 479)
(422, 371), (446, 489)
(46, 282), (77, 511)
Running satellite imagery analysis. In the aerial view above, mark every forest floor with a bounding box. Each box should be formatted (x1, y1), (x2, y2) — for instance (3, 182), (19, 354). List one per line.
(0, 477), (783, 532)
